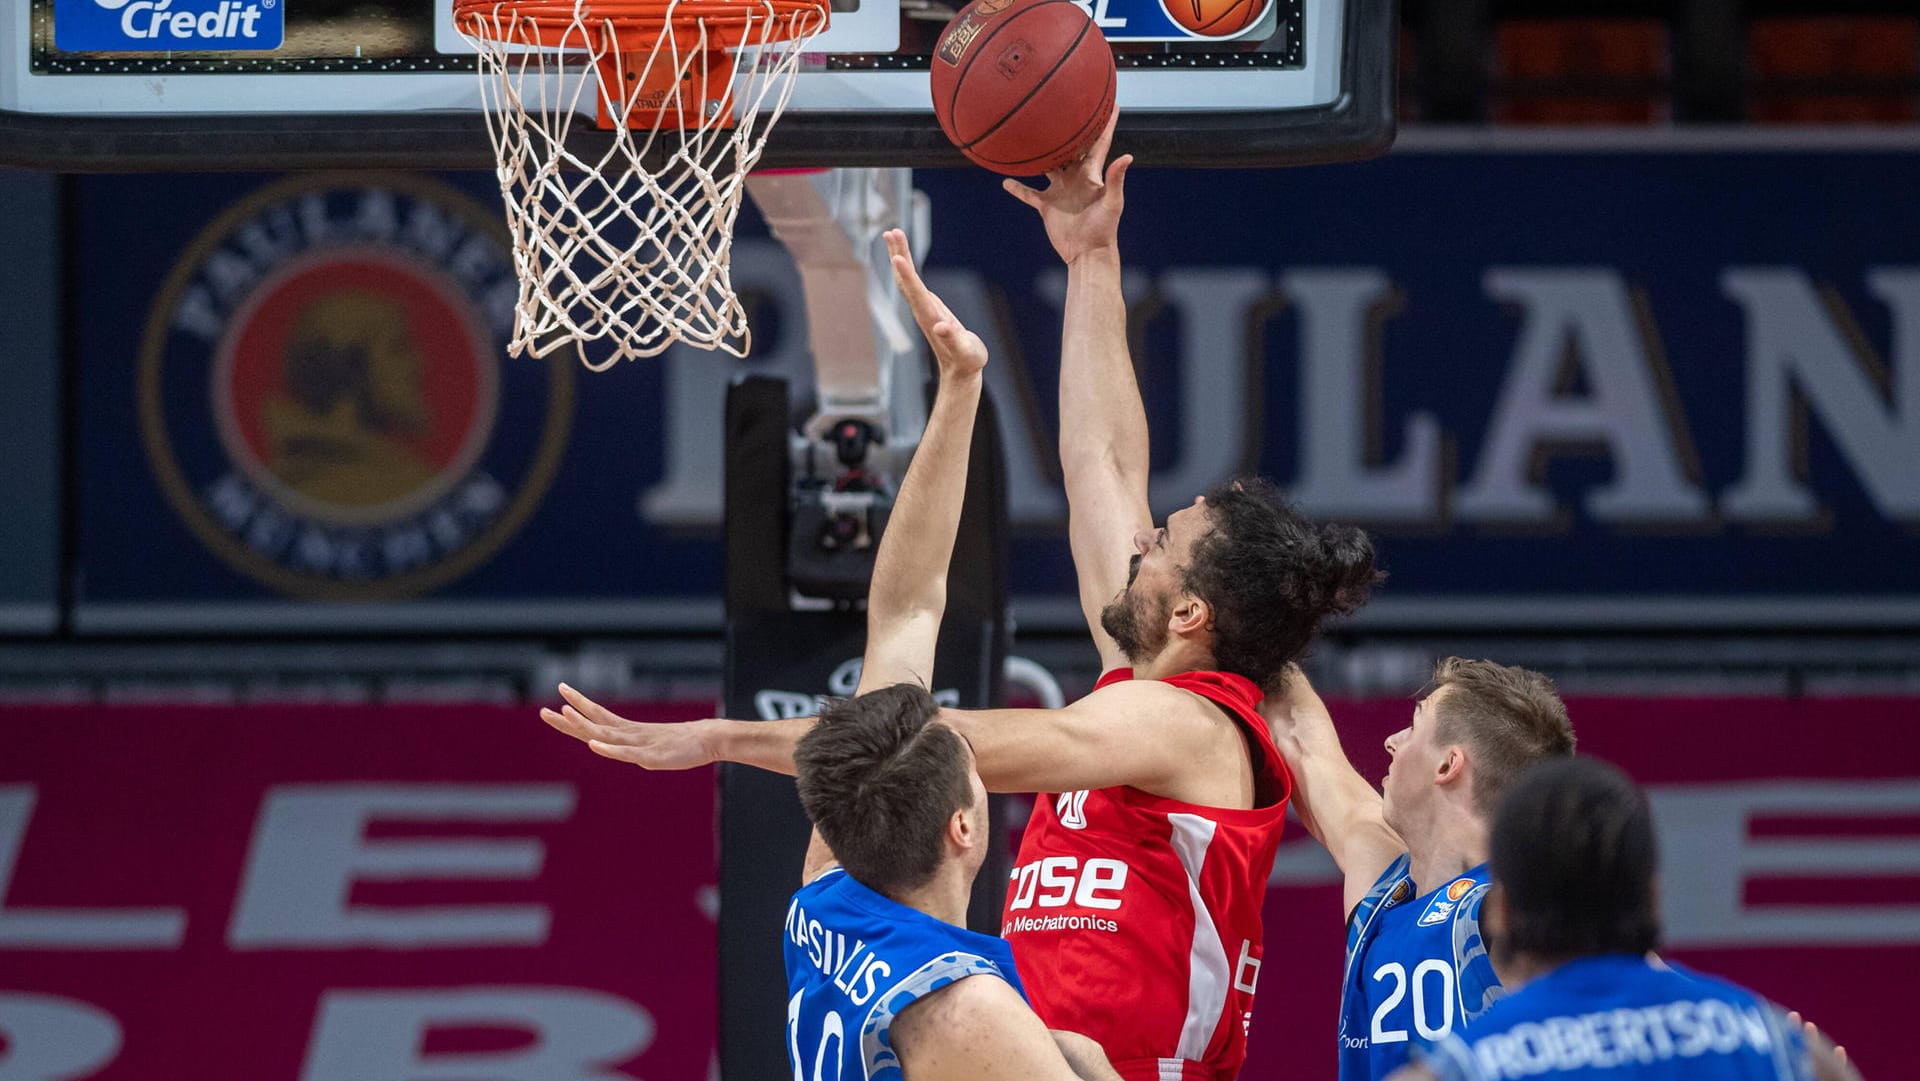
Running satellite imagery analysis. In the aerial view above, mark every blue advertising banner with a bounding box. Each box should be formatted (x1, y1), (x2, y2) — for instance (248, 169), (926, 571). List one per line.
(54, 0), (284, 51)
(71, 145), (1920, 631)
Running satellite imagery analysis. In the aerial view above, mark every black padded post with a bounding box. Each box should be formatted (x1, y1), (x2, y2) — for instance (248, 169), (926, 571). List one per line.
(719, 376), (1011, 1081)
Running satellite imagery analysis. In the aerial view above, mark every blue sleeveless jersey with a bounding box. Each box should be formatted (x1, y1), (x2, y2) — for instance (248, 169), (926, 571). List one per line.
(784, 867), (1028, 1081)
(1341, 855), (1503, 1081)
(1413, 954), (1813, 1081)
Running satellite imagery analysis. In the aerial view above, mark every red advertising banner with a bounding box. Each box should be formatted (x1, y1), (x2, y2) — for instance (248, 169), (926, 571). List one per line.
(0, 703), (720, 1081)
(2, 697), (1913, 1078)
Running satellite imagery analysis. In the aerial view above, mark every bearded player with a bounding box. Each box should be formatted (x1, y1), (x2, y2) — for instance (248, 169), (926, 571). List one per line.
(544, 115), (1379, 1081)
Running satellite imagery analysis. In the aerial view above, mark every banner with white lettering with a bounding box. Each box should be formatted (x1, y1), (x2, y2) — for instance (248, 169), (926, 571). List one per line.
(71, 151), (1920, 628)
(0, 703), (719, 1080)
(2, 697), (1909, 1077)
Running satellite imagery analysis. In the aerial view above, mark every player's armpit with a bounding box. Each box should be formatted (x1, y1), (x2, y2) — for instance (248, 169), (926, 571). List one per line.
(940, 679), (1239, 802)
(891, 975), (1088, 1081)
(1339, 816), (1411, 921)
(1382, 1066), (1442, 1081)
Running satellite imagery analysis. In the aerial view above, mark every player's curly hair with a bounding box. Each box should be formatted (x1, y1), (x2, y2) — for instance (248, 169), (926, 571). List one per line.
(1182, 477), (1382, 689)
(1492, 756), (1662, 959)
(794, 683), (974, 898)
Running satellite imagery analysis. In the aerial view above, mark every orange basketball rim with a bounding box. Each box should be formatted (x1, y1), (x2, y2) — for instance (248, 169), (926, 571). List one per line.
(453, 0), (829, 129)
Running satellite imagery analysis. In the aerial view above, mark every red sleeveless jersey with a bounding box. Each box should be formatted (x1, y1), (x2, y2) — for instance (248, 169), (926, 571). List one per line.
(1002, 668), (1293, 1081)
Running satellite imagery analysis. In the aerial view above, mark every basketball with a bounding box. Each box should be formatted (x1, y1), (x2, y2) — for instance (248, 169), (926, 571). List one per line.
(1161, 0), (1269, 39)
(930, 0), (1117, 176)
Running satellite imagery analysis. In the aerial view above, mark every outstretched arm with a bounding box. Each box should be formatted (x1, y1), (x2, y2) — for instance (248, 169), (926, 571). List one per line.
(893, 976), (1122, 1081)
(551, 677), (1241, 804)
(1004, 114), (1147, 671)
(1262, 666), (1407, 918)
(852, 229), (987, 695)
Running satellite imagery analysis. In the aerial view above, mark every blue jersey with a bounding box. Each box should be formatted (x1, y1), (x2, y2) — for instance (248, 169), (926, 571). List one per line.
(1414, 955), (1813, 1081)
(784, 867), (1028, 1081)
(1341, 856), (1503, 1081)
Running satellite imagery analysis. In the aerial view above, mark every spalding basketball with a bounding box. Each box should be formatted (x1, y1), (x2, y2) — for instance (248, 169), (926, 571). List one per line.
(1161, 0), (1269, 39)
(930, 0), (1116, 176)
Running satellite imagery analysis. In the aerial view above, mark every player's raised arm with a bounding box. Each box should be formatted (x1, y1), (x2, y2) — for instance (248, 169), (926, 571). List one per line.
(853, 228), (988, 695)
(1004, 113), (1149, 671)
(1261, 666), (1407, 918)
(542, 230), (985, 772)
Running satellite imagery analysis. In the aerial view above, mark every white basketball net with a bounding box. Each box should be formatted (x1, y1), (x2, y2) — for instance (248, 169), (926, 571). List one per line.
(459, 1), (828, 368)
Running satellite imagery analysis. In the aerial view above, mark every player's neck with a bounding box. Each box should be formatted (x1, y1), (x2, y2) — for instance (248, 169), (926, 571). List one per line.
(1405, 805), (1488, 896)
(885, 865), (973, 928)
(1134, 638), (1214, 681)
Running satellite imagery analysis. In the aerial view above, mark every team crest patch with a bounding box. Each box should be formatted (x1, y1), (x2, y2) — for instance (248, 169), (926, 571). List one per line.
(1418, 877), (1476, 926)
(139, 174), (573, 600)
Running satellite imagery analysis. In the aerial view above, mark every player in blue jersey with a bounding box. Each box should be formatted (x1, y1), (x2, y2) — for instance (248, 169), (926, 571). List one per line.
(779, 229), (1120, 1081)
(1389, 756), (1861, 1081)
(1262, 660), (1576, 1080)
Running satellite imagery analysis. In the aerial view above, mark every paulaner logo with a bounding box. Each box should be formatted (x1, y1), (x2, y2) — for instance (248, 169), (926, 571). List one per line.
(139, 175), (573, 600)
(56, 0), (284, 51)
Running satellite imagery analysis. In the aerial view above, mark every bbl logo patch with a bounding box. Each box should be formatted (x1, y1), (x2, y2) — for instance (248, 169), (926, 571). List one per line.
(139, 174), (572, 600)
(1418, 876), (1479, 926)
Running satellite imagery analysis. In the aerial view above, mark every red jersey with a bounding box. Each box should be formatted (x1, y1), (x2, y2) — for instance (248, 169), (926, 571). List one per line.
(1002, 668), (1293, 1081)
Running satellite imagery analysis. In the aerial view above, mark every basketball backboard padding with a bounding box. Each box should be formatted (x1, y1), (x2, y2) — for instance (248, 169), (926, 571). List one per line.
(0, 0), (1393, 172)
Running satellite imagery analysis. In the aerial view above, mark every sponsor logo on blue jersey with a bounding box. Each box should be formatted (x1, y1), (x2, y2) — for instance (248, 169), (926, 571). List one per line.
(56, 0), (283, 52)
(1419, 877), (1478, 927)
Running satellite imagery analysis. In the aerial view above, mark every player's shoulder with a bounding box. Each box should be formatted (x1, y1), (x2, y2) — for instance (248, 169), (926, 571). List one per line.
(1651, 955), (1772, 1006)
(1082, 669), (1246, 723)
(890, 969), (1029, 1043)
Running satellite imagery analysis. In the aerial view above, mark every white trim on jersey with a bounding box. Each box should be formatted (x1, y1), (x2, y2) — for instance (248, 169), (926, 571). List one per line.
(1167, 812), (1229, 1065)
(1157, 1057), (1187, 1081)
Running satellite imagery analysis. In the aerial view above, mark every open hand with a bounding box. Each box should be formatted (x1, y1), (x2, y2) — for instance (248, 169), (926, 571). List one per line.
(1002, 111), (1131, 266)
(885, 228), (987, 380)
(539, 683), (718, 771)
(1789, 1011), (1863, 1081)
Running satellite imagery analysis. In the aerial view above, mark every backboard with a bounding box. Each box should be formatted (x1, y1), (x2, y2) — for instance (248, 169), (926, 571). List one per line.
(0, 0), (1394, 170)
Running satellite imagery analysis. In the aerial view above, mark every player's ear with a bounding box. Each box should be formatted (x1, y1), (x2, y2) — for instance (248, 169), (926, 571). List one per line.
(948, 806), (974, 852)
(1169, 593), (1212, 636)
(1435, 744), (1467, 787)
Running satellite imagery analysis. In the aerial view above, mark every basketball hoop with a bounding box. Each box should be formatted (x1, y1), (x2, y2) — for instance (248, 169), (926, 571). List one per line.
(454, 0), (830, 368)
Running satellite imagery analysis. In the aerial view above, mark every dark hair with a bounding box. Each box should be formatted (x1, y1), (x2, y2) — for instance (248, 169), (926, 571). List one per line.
(1491, 756), (1661, 959)
(1428, 658), (1576, 814)
(1182, 477), (1382, 688)
(793, 683), (974, 897)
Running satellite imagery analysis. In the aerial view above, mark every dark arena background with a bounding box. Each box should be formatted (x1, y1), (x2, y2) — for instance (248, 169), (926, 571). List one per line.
(3, 2), (1919, 1078)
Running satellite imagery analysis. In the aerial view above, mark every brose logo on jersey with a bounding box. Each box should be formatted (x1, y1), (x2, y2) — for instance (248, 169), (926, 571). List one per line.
(56, 0), (284, 51)
(1005, 856), (1127, 933)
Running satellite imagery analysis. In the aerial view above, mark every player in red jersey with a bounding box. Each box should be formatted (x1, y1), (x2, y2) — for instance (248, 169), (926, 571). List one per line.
(542, 115), (1378, 1081)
